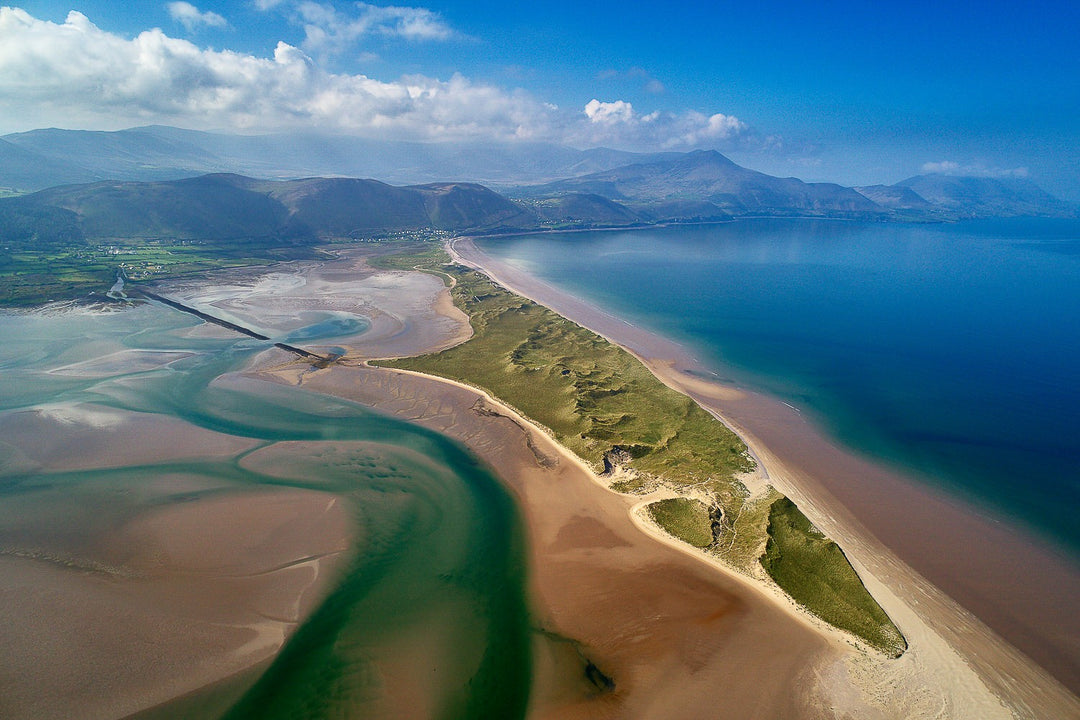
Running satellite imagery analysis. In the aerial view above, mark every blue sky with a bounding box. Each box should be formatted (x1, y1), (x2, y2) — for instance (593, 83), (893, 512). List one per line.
(3, 1), (1078, 196)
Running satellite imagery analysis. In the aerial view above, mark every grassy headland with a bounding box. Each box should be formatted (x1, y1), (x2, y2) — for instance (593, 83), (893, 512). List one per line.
(376, 244), (906, 655)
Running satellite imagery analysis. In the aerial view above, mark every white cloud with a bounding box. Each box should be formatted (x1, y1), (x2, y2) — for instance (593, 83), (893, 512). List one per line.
(0, 8), (535, 137)
(584, 98), (635, 124)
(921, 160), (1029, 178)
(0, 8), (748, 151)
(579, 99), (747, 149)
(291, 1), (454, 55)
(167, 2), (228, 32)
(674, 111), (747, 146)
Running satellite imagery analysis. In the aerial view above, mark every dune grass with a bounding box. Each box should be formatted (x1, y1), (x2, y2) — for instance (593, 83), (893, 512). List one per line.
(646, 498), (715, 548)
(760, 497), (907, 656)
(375, 243), (904, 655)
(379, 250), (755, 495)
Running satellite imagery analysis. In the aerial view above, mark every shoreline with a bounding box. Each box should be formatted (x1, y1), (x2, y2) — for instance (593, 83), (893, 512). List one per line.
(23, 243), (1068, 717)
(448, 235), (1080, 712)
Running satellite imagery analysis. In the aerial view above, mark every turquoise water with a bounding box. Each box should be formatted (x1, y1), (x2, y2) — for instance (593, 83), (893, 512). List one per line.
(478, 219), (1080, 555)
(0, 305), (531, 718)
(281, 312), (370, 343)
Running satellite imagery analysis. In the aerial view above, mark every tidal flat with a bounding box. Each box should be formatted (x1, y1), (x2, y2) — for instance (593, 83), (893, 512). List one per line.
(1, 245), (1077, 719)
(0, 256), (529, 719)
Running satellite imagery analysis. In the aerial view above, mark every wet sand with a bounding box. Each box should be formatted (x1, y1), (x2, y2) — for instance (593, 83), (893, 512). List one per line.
(0, 481), (352, 720)
(448, 236), (1080, 717)
(0, 324), (355, 719)
(159, 248), (472, 361)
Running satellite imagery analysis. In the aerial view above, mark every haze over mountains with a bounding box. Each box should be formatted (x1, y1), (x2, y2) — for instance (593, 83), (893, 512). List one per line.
(0, 125), (677, 191)
(0, 126), (1076, 247)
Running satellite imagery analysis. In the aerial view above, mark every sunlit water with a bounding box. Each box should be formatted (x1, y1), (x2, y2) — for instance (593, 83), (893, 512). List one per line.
(479, 218), (1080, 555)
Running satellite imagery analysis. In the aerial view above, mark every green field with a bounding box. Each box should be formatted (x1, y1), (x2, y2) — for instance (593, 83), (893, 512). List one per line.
(0, 241), (321, 307)
(376, 243), (905, 655)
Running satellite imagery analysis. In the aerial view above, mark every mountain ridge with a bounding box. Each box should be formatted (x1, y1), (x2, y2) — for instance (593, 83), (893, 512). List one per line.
(1, 126), (1075, 221)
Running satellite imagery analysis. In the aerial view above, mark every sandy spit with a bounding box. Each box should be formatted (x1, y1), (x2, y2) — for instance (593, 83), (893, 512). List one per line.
(446, 235), (1080, 718)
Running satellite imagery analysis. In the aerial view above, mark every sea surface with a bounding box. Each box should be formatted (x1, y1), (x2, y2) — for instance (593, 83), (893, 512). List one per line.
(477, 218), (1080, 556)
(0, 304), (530, 719)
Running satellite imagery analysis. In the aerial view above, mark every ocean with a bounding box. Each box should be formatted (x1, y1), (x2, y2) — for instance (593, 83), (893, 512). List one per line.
(476, 218), (1080, 556)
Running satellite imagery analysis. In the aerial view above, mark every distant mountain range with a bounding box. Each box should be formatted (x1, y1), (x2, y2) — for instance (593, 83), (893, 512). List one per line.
(0, 126), (1076, 245)
(523, 150), (885, 219)
(0, 125), (676, 191)
(0, 174), (535, 248)
(890, 174), (1078, 219)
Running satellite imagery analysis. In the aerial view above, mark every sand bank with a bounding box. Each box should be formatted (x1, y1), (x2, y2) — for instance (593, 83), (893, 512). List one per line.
(447, 236), (1080, 717)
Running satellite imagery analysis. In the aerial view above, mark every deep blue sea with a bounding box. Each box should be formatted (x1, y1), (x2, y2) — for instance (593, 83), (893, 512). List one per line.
(477, 218), (1080, 555)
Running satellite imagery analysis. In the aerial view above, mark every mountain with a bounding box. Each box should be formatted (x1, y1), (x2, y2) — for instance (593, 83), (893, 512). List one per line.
(0, 174), (538, 248)
(854, 184), (936, 211)
(0, 125), (674, 192)
(525, 150), (886, 218)
(894, 175), (1077, 218)
(524, 193), (646, 227)
(0, 137), (102, 191)
(3, 128), (227, 184)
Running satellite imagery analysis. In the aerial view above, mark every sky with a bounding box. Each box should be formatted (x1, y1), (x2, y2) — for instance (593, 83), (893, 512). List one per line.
(1, 1), (1078, 197)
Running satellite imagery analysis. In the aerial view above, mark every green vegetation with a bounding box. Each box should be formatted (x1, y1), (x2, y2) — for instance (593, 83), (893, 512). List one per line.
(377, 244), (905, 656)
(0, 240), (319, 307)
(646, 498), (715, 548)
(378, 249), (754, 496)
(760, 497), (907, 656)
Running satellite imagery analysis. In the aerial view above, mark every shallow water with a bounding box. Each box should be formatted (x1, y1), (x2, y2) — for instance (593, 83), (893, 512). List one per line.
(478, 218), (1080, 555)
(0, 303), (531, 719)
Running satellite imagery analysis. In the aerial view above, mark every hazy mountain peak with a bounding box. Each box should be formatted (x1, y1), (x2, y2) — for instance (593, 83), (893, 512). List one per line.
(896, 174), (1077, 218)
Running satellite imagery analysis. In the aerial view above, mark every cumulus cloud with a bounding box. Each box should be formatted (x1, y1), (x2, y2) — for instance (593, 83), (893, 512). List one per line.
(579, 99), (747, 149)
(584, 98), (635, 124)
(0, 8), (541, 137)
(0, 8), (749, 151)
(921, 160), (1029, 178)
(167, 2), (228, 32)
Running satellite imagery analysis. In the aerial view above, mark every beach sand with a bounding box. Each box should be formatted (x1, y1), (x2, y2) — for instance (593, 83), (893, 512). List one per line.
(262, 359), (836, 719)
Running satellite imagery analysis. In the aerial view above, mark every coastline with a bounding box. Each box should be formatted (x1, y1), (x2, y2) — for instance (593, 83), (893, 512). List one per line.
(9, 243), (1076, 717)
(447, 235), (1080, 714)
